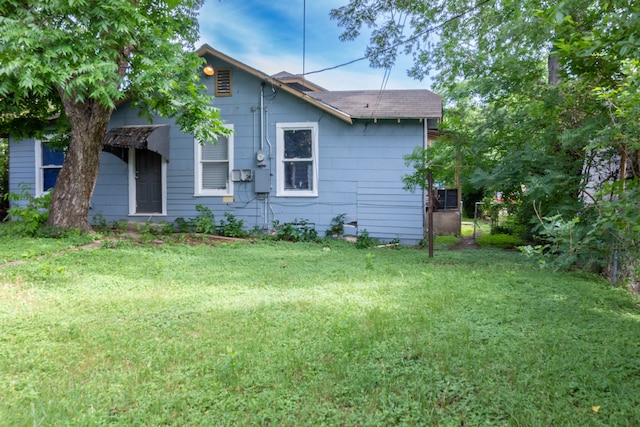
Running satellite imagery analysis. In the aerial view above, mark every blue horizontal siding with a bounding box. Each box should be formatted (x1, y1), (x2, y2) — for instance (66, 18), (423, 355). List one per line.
(9, 56), (428, 243)
(8, 137), (36, 197)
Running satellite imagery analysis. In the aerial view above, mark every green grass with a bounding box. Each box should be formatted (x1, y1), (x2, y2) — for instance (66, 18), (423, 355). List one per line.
(475, 233), (524, 249)
(433, 234), (461, 248)
(462, 217), (490, 237)
(0, 223), (96, 263)
(1, 237), (639, 426)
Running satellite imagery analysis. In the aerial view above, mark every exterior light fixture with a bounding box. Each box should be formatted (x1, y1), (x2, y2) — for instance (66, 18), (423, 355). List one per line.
(203, 64), (215, 76)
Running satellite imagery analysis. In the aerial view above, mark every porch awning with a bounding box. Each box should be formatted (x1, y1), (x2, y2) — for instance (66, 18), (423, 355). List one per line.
(103, 125), (170, 162)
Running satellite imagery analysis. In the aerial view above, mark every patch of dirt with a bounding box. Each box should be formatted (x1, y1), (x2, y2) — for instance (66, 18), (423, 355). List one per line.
(449, 235), (480, 250)
(164, 234), (248, 246)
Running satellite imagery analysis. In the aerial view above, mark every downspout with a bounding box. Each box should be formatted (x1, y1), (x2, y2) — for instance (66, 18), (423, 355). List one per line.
(251, 105), (257, 153)
(260, 82), (269, 229)
(264, 99), (274, 229)
(260, 83), (265, 151)
(265, 107), (273, 161)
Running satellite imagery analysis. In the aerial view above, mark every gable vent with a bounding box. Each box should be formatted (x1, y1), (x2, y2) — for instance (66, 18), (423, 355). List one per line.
(215, 69), (232, 97)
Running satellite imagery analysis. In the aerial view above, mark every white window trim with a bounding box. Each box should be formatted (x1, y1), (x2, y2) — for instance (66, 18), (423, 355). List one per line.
(128, 149), (168, 216)
(34, 139), (63, 197)
(276, 122), (319, 197)
(194, 124), (234, 197)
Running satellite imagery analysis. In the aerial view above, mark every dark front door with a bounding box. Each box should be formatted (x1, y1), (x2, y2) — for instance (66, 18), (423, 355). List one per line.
(135, 150), (162, 214)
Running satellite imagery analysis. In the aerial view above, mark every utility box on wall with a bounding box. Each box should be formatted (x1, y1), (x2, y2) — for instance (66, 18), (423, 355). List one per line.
(231, 169), (254, 182)
(254, 168), (270, 193)
(255, 150), (267, 167)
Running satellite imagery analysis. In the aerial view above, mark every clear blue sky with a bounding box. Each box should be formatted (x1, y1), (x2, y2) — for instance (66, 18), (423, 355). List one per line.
(197, 0), (432, 91)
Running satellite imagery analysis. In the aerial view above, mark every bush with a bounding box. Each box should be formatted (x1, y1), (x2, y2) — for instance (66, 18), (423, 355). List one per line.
(136, 220), (174, 237)
(0, 137), (8, 220)
(218, 212), (247, 238)
(521, 181), (640, 291)
(325, 213), (346, 238)
(175, 205), (217, 234)
(272, 219), (318, 242)
(355, 229), (379, 249)
(3, 184), (52, 236)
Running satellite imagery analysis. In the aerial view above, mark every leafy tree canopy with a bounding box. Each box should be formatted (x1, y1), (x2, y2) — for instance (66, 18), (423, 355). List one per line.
(333, 0), (639, 285)
(0, 0), (230, 230)
(0, 0), (228, 143)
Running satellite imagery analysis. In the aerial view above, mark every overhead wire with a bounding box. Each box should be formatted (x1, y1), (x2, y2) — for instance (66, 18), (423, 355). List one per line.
(301, 0), (494, 78)
(370, 8), (411, 119)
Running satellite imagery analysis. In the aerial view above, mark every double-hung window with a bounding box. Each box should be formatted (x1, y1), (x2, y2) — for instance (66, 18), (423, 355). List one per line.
(276, 122), (318, 197)
(35, 140), (64, 196)
(194, 124), (234, 196)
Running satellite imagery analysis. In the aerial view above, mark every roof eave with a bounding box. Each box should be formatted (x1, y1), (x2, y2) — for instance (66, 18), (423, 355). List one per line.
(197, 44), (353, 124)
(351, 115), (442, 120)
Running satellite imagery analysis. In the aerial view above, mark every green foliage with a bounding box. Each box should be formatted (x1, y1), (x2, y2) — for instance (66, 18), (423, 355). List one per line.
(355, 229), (379, 249)
(401, 146), (430, 193)
(249, 225), (265, 236)
(325, 213), (346, 238)
(434, 235), (462, 248)
(402, 144), (456, 193)
(217, 212), (248, 238)
(189, 204), (217, 234)
(220, 346), (242, 389)
(523, 180), (640, 291)
(332, 0), (639, 286)
(475, 233), (524, 249)
(4, 184), (52, 236)
(0, 0), (229, 141)
(0, 138), (7, 219)
(176, 209), (247, 238)
(136, 221), (174, 240)
(483, 200), (527, 238)
(592, 181), (640, 290)
(0, 0), (230, 230)
(91, 212), (109, 230)
(33, 225), (85, 240)
(174, 217), (191, 233)
(297, 219), (319, 242)
(272, 221), (299, 242)
(113, 220), (128, 234)
(272, 219), (319, 242)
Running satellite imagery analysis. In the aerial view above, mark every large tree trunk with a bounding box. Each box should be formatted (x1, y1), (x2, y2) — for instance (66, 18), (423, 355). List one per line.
(47, 98), (113, 231)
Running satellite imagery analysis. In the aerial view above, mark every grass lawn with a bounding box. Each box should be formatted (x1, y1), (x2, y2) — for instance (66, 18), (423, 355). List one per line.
(1, 234), (639, 426)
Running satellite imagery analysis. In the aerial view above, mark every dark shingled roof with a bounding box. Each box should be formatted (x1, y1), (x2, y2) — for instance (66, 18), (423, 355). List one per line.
(307, 90), (442, 120)
(197, 45), (444, 124)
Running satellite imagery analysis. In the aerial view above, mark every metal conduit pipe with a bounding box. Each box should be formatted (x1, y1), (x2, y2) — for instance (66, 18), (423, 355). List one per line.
(259, 82), (270, 229)
(260, 83), (265, 151)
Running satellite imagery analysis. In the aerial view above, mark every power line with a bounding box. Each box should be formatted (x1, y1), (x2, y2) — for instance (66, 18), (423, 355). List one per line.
(302, 0), (306, 78)
(302, 0), (493, 77)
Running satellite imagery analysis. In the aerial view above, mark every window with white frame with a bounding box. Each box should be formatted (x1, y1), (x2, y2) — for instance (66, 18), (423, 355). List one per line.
(276, 122), (318, 197)
(194, 124), (234, 196)
(35, 140), (64, 196)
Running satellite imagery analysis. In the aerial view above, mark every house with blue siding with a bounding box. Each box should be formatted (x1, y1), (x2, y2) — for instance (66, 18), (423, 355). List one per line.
(8, 45), (443, 244)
